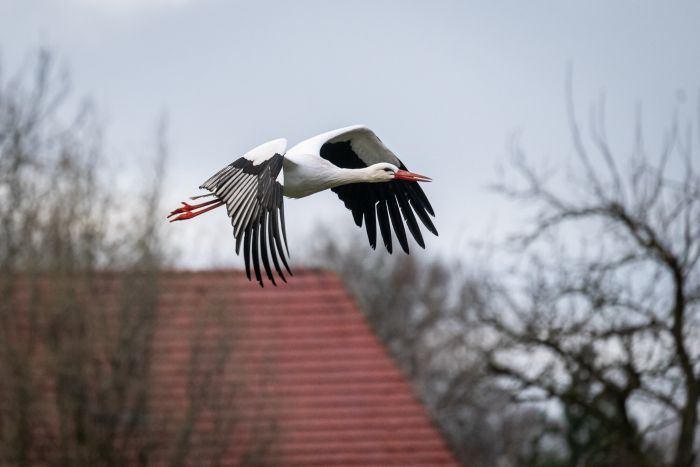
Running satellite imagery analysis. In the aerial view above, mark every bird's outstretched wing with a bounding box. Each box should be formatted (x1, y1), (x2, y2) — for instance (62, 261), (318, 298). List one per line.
(200, 138), (291, 286)
(295, 125), (437, 254)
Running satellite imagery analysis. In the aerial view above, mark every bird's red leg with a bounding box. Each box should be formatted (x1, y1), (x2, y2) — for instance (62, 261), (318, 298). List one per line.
(168, 198), (225, 222)
(168, 198), (221, 217)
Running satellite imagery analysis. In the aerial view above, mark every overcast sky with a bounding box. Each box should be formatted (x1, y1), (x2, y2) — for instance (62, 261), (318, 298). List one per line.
(3, 0), (699, 267)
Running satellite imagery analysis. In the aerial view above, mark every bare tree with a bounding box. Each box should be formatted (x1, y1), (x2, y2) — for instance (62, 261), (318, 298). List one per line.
(479, 86), (700, 467)
(0, 49), (277, 467)
(308, 233), (545, 467)
(309, 86), (700, 467)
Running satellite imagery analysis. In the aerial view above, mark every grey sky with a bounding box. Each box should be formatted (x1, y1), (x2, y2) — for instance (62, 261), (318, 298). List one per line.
(3, 0), (699, 267)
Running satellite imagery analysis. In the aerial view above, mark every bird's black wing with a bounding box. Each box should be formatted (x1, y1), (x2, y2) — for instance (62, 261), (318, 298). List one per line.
(320, 139), (437, 254)
(200, 154), (290, 286)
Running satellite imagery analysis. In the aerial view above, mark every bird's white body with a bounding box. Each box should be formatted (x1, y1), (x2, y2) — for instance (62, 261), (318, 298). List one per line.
(283, 155), (338, 198)
(283, 155), (384, 198)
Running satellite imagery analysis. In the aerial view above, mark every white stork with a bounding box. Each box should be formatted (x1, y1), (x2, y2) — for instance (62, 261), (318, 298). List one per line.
(168, 125), (437, 286)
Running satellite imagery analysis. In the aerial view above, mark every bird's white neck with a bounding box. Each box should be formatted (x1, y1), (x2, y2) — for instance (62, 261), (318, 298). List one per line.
(328, 167), (376, 187)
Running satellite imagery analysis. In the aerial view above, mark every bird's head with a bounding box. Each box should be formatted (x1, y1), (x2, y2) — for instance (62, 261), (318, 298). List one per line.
(367, 163), (432, 183)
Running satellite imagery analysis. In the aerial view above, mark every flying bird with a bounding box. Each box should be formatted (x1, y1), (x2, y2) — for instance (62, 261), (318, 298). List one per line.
(168, 125), (437, 286)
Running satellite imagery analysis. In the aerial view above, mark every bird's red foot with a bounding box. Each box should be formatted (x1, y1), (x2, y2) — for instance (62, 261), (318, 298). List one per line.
(167, 199), (224, 222)
(168, 202), (196, 217)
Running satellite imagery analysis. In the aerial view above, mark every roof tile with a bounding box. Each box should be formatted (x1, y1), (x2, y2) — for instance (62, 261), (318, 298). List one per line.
(150, 269), (458, 466)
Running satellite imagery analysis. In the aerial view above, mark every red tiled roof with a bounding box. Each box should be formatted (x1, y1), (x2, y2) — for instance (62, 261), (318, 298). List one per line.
(154, 269), (459, 466)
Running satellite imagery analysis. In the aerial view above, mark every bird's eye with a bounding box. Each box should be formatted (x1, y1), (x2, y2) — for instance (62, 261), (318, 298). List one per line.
(384, 168), (393, 172)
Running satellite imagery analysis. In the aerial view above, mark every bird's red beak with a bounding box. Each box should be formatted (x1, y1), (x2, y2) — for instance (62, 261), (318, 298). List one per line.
(394, 170), (432, 182)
